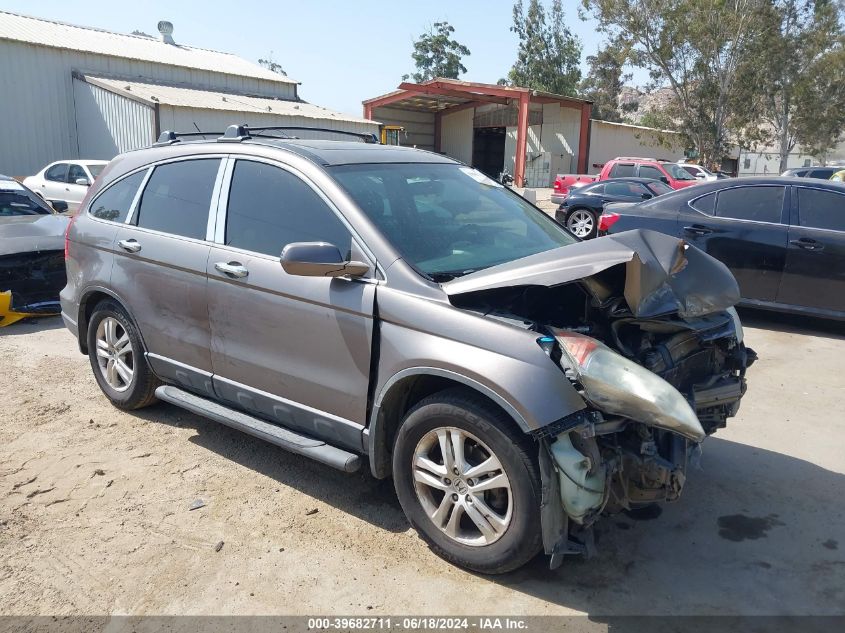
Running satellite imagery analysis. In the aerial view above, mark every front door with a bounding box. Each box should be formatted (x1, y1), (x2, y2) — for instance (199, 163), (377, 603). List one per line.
(679, 185), (788, 302)
(206, 158), (374, 449)
(776, 186), (845, 314)
(111, 157), (223, 395)
(65, 164), (91, 210)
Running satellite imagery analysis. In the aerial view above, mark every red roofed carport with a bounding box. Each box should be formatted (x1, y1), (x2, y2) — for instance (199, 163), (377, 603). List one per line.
(363, 78), (592, 188)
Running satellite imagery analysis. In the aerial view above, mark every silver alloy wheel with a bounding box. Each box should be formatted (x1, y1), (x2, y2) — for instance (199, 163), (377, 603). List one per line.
(412, 427), (513, 547)
(95, 317), (134, 393)
(567, 209), (595, 237)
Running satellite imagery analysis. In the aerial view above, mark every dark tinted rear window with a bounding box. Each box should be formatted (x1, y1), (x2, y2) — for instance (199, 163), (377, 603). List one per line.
(609, 163), (635, 177)
(90, 170), (146, 222)
(136, 159), (220, 239)
(225, 160), (351, 257)
(45, 164), (67, 182)
(715, 186), (784, 223)
(797, 187), (845, 231)
(691, 192), (716, 214)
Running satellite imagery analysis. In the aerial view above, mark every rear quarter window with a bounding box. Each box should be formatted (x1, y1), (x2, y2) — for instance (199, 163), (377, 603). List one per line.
(89, 170), (146, 223)
(690, 192), (716, 214)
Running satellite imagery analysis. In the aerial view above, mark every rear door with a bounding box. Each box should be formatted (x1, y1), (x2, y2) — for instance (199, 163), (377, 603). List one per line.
(679, 185), (788, 301)
(205, 157), (375, 449)
(41, 163), (69, 201)
(112, 157), (224, 396)
(776, 186), (845, 314)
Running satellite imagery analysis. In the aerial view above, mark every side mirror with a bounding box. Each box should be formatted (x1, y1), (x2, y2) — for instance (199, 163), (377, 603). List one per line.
(660, 176), (669, 184)
(695, 173), (706, 180)
(75, 178), (90, 186)
(280, 242), (369, 278)
(48, 199), (68, 213)
(641, 192), (653, 200)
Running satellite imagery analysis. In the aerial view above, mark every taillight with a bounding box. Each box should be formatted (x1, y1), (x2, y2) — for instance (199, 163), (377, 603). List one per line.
(598, 212), (620, 232)
(64, 214), (77, 259)
(553, 177), (563, 192)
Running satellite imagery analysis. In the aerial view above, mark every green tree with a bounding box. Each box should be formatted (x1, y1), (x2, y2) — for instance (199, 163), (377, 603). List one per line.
(258, 55), (287, 76)
(743, 0), (845, 171)
(580, 41), (629, 121)
(582, 0), (768, 166)
(507, 0), (582, 96)
(403, 21), (471, 83)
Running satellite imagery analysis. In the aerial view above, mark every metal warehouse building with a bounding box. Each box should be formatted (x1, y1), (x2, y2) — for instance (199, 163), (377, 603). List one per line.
(364, 79), (687, 187)
(0, 11), (378, 176)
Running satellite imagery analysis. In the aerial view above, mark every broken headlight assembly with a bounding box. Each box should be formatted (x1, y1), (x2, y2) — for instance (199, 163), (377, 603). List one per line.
(542, 329), (706, 442)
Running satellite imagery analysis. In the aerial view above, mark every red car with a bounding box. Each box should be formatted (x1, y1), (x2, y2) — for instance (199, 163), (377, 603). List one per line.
(598, 157), (699, 190)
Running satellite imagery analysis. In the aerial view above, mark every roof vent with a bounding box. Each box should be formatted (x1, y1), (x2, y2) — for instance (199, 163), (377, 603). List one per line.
(157, 21), (175, 45)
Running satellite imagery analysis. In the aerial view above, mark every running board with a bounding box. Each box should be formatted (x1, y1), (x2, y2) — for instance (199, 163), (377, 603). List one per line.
(155, 385), (361, 473)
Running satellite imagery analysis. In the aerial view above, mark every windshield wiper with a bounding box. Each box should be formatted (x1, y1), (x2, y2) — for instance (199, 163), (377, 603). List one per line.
(429, 269), (479, 282)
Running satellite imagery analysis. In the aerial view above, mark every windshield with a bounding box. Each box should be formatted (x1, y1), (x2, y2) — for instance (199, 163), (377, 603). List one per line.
(665, 164), (697, 180)
(331, 163), (577, 280)
(0, 181), (52, 216)
(647, 180), (674, 195)
(88, 164), (106, 178)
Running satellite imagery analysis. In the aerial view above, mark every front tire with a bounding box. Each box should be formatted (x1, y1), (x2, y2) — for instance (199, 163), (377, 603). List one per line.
(392, 389), (543, 574)
(87, 300), (160, 410)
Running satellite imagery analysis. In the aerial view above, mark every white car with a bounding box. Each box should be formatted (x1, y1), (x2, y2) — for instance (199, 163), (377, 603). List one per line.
(676, 162), (720, 181)
(23, 160), (108, 212)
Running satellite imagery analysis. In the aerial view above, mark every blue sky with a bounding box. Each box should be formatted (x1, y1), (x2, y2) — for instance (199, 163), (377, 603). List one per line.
(1, 0), (630, 117)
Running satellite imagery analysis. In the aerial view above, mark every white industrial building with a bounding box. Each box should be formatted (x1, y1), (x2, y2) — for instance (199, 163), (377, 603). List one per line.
(364, 79), (689, 187)
(0, 11), (378, 177)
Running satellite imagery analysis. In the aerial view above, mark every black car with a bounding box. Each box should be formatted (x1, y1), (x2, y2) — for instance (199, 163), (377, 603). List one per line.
(555, 178), (673, 238)
(605, 177), (845, 319)
(781, 166), (841, 179)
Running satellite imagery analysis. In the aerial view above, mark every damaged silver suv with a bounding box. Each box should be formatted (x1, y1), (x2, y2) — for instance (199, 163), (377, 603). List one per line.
(62, 125), (754, 573)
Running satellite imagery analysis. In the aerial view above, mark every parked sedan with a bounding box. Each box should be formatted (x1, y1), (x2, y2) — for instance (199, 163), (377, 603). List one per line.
(605, 177), (845, 319)
(23, 160), (107, 212)
(781, 166), (841, 180)
(555, 177), (673, 238)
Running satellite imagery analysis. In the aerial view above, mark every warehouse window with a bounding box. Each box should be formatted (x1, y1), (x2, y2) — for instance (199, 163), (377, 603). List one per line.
(135, 159), (220, 239)
(89, 170), (146, 223)
(225, 160), (351, 258)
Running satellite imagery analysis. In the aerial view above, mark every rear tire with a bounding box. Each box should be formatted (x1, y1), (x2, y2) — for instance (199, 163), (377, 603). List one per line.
(392, 388), (543, 574)
(87, 300), (160, 410)
(565, 207), (598, 239)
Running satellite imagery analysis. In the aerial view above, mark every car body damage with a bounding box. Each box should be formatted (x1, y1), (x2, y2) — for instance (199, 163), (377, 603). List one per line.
(0, 213), (68, 326)
(445, 229), (755, 566)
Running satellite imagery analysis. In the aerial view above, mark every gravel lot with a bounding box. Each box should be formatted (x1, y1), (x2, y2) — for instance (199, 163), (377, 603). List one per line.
(0, 309), (843, 618)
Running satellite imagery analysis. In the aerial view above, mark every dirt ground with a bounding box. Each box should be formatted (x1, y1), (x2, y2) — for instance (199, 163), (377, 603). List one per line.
(0, 309), (843, 618)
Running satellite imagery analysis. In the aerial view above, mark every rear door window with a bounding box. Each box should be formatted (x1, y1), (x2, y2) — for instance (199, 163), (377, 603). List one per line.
(45, 163), (68, 182)
(609, 163), (635, 177)
(638, 165), (665, 181)
(135, 159), (220, 239)
(797, 187), (845, 231)
(224, 160), (352, 258)
(89, 170), (146, 223)
(715, 186), (784, 223)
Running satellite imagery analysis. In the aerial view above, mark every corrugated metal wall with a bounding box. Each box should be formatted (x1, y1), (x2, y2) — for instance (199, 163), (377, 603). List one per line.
(73, 79), (155, 159)
(0, 39), (297, 176)
(371, 106), (435, 151)
(158, 106), (378, 140)
(440, 108), (474, 164)
(588, 121), (684, 174)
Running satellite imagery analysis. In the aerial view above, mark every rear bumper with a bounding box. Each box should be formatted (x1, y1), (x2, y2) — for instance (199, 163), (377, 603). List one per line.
(551, 193), (567, 205)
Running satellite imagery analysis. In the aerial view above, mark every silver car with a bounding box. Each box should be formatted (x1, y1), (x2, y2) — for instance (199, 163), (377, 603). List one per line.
(61, 125), (755, 573)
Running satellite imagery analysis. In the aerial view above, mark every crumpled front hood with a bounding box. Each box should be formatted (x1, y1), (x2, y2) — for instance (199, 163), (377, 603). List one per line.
(443, 229), (741, 318)
(0, 214), (69, 257)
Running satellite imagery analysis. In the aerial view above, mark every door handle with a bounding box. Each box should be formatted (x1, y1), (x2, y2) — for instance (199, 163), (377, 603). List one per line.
(117, 239), (142, 253)
(684, 225), (713, 236)
(214, 261), (249, 278)
(790, 238), (824, 251)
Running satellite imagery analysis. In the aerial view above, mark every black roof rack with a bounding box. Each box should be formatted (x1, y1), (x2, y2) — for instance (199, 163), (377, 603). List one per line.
(154, 125), (380, 147)
(218, 124), (380, 144)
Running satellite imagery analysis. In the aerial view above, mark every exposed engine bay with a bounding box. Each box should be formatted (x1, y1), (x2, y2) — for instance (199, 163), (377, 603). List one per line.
(448, 232), (756, 567)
